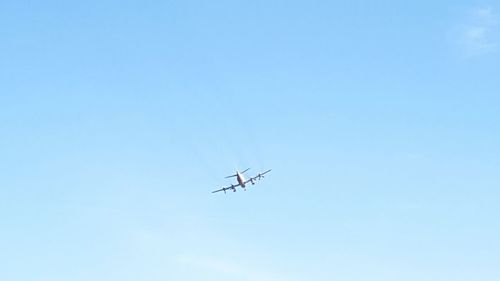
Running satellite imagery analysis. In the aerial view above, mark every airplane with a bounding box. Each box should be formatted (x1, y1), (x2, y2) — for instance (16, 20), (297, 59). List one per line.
(212, 168), (272, 194)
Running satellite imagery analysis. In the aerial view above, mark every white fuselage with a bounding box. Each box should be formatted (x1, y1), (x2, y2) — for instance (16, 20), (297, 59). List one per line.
(237, 172), (246, 187)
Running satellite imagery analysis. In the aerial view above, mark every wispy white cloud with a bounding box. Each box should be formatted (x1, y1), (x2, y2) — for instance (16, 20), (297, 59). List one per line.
(176, 254), (293, 281)
(458, 7), (499, 57)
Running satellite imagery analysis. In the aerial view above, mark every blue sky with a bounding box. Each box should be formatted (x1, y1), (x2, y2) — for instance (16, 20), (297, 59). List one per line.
(1, 1), (499, 280)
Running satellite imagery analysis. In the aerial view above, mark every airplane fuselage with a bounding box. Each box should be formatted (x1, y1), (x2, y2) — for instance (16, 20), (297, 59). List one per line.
(237, 172), (246, 187)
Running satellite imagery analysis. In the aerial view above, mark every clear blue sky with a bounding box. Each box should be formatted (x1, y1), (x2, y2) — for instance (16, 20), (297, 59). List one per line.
(1, 1), (499, 280)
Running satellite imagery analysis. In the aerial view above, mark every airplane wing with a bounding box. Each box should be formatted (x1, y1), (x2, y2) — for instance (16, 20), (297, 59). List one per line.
(259, 169), (272, 176)
(211, 183), (240, 194)
(244, 169), (272, 185)
(213, 169), (271, 194)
